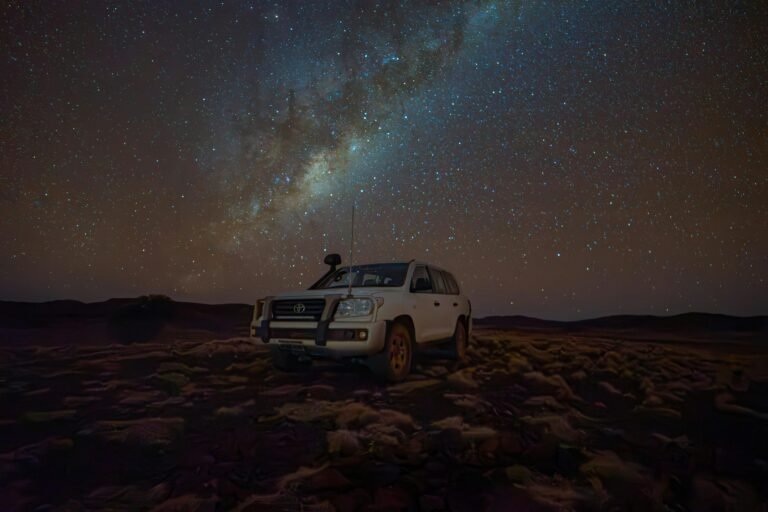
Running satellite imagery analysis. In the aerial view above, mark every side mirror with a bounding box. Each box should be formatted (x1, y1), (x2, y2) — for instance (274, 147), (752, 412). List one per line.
(324, 253), (341, 269)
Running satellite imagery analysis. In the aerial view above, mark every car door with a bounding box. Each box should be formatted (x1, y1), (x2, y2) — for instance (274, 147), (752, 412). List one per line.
(428, 267), (455, 339)
(409, 265), (442, 342)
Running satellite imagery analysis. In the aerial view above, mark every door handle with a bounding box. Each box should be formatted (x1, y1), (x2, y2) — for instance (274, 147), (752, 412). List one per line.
(434, 301), (441, 307)
(453, 302), (458, 307)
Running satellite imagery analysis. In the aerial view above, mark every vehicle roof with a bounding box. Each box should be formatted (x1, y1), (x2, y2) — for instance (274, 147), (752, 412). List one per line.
(345, 260), (453, 273)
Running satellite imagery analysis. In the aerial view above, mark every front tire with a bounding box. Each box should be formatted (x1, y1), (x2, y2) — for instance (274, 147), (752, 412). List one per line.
(447, 319), (468, 362)
(368, 320), (413, 382)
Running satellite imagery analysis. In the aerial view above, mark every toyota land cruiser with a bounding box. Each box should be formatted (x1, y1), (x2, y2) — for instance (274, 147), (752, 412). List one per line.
(250, 255), (472, 381)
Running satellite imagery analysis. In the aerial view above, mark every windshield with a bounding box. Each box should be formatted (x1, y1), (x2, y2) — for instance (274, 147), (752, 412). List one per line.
(313, 263), (409, 289)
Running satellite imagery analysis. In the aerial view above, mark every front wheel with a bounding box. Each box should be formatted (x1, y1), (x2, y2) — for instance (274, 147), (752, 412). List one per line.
(368, 320), (413, 382)
(447, 319), (468, 362)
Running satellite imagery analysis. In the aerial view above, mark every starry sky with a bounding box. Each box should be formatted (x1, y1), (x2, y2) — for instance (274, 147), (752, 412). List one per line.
(1, 1), (766, 319)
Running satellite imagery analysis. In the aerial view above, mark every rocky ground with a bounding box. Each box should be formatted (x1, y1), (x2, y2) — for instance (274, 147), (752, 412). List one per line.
(1, 329), (767, 511)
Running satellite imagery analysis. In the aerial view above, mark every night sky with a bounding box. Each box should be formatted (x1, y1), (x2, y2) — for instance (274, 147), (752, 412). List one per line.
(2, 1), (766, 319)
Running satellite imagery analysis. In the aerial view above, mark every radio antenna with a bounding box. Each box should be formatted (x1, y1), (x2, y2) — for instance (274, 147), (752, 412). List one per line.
(347, 200), (355, 297)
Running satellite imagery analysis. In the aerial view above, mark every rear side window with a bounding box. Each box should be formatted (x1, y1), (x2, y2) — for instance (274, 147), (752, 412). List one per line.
(429, 268), (446, 294)
(444, 272), (460, 295)
(410, 265), (433, 293)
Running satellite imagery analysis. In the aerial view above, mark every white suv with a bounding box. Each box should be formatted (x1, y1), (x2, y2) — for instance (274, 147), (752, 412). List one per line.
(250, 255), (472, 381)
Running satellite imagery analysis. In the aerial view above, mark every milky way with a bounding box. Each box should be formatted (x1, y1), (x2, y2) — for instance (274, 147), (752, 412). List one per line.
(1, 1), (766, 318)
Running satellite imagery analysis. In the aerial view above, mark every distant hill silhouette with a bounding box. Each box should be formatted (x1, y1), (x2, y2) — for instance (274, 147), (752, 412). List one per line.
(0, 297), (251, 345)
(475, 312), (767, 340)
(0, 298), (764, 346)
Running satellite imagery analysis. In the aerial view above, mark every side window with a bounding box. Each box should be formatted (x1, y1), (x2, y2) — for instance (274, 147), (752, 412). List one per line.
(430, 268), (446, 294)
(445, 273), (460, 295)
(439, 271), (453, 295)
(410, 265), (433, 293)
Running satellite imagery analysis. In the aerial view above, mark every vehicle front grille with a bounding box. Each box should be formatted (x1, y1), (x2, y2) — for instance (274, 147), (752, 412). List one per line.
(271, 299), (326, 320)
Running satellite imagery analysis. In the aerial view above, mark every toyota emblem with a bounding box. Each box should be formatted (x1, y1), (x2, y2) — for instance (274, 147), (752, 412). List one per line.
(293, 303), (306, 314)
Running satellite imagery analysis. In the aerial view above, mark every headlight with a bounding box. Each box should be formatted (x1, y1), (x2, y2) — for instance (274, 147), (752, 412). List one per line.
(335, 298), (374, 318)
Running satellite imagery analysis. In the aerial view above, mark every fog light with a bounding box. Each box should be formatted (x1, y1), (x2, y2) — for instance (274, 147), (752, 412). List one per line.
(357, 329), (368, 340)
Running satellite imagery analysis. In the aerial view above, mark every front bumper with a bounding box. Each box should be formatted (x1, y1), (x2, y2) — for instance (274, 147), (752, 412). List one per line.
(250, 319), (387, 358)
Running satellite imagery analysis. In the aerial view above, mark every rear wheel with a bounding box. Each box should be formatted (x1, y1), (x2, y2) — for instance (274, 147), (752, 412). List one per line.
(447, 319), (468, 362)
(369, 320), (413, 382)
(270, 348), (308, 372)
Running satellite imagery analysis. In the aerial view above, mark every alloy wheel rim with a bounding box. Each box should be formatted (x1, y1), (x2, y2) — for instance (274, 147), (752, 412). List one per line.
(389, 333), (408, 372)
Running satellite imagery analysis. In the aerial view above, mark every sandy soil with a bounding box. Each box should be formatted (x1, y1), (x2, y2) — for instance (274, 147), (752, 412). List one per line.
(1, 328), (767, 511)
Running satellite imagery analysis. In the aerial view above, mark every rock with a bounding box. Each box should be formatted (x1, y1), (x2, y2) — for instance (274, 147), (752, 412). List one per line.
(23, 387), (49, 397)
(521, 415), (582, 443)
(387, 379), (441, 395)
(507, 355), (532, 374)
(153, 372), (190, 395)
(598, 381), (623, 397)
(327, 430), (361, 456)
(278, 464), (331, 492)
(447, 368), (479, 389)
(579, 450), (652, 490)
(520, 480), (586, 510)
(522, 372), (576, 401)
(422, 365), (449, 377)
(303, 384), (336, 399)
(328, 402), (416, 435)
(149, 493), (217, 512)
(689, 476), (763, 512)
(85, 417), (185, 447)
(432, 416), (496, 441)
(524, 395), (566, 410)
(215, 406), (244, 417)
(505, 465), (532, 483)
(377, 409), (416, 431)
(364, 423), (407, 447)
(336, 402), (381, 428)
(463, 426), (497, 442)
(157, 362), (196, 375)
(305, 467), (351, 492)
(63, 395), (100, 406)
(570, 370), (587, 381)
(260, 384), (305, 397)
(21, 410), (76, 423)
(432, 416), (464, 430)
(119, 390), (165, 406)
(631, 405), (682, 421)
(275, 400), (339, 423)
(444, 393), (491, 413)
